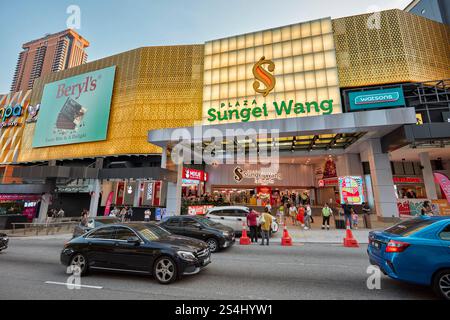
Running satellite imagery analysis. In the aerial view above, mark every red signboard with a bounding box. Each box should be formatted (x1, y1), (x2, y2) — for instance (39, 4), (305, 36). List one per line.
(393, 177), (423, 184)
(188, 205), (214, 216)
(0, 194), (41, 201)
(318, 178), (339, 187)
(153, 181), (161, 206)
(183, 168), (208, 182)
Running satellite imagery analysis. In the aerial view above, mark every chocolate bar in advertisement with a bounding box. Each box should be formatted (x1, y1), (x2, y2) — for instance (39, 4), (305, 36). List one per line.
(56, 97), (86, 130)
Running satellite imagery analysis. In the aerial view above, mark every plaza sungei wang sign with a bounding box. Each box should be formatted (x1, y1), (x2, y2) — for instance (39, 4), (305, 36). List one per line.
(32, 66), (116, 147)
(202, 18), (342, 125)
(233, 166), (281, 185)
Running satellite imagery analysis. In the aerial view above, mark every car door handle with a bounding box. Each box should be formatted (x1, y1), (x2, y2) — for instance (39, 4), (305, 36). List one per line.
(237, 218), (242, 221)
(220, 217), (224, 220)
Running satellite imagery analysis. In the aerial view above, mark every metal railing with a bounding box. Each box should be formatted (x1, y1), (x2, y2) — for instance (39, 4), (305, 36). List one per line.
(11, 217), (81, 236)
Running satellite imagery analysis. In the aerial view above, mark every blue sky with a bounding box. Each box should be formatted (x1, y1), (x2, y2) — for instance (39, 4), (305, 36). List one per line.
(0, 0), (411, 93)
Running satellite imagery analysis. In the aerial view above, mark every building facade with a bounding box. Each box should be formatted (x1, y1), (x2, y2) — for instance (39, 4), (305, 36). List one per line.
(405, 0), (450, 25)
(10, 29), (89, 93)
(0, 9), (449, 226)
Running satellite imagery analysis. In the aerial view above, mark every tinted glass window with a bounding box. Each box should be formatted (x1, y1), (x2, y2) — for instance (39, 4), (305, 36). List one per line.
(233, 210), (248, 217)
(195, 217), (219, 227)
(182, 218), (201, 227)
(439, 224), (450, 241)
(208, 210), (222, 216)
(385, 219), (434, 236)
(115, 227), (137, 240)
(134, 225), (171, 241)
(87, 227), (115, 239)
(164, 218), (180, 227)
(220, 209), (236, 217)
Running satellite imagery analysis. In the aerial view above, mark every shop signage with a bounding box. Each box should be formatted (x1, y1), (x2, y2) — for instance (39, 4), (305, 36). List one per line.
(253, 56), (276, 97)
(32, 66), (116, 148)
(182, 168), (208, 182)
(348, 87), (405, 111)
(434, 173), (450, 204)
(338, 176), (364, 205)
(0, 103), (23, 128)
(207, 98), (334, 123)
(318, 178), (339, 187)
(26, 104), (40, 123)
(233, 166), (282, 185)
(393, 177), (423, 184)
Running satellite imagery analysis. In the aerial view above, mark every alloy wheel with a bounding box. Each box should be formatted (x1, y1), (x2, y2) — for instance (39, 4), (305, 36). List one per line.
(155, 258), (175, 283)
(207, 239), (218, 252)
(439, 273), (450, 299)
(70, 254), (86, 274)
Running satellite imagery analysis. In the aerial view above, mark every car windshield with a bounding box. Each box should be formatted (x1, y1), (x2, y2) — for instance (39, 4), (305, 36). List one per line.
(194, 216), (220, 227)
(134, 224), (171, 241)
(384, 218), (435, 236)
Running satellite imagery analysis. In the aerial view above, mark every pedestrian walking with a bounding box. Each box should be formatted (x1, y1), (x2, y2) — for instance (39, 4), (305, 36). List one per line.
(246, 209), (258, 243)
(126, 207), (134, 222)
(57, 208), (65, 219)
(119, 207), (127, 222)
(80, 209), (89, 227)
(144, 208), (151, 222)
(260, 208), (273, 246)
(342, 201), (352, 229)
(321, 203), (332, 230)
(351, 208), (359, 229)
(289, 203), (297, 226)
(304, 204), (312, 230)
(297, 205), (305, 227)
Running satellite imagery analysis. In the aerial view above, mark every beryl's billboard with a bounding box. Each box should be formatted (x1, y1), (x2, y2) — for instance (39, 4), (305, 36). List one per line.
(32, 66), (116, 148)
(348, 87), (405, 111)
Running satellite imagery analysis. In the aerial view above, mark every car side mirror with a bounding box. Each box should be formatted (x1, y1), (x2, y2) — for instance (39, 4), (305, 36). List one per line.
(194, 223), (203, 229)
(127, 236), (141, 245)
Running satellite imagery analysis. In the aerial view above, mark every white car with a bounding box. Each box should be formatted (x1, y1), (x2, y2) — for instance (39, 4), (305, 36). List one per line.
(205, 206), (278, 235)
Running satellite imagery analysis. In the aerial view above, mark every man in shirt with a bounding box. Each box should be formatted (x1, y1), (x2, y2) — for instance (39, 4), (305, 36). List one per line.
(260, 208), (273, 246)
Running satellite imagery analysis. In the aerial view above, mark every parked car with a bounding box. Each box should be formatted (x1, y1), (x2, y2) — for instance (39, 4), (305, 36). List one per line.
(62, 223), (211, 284)
(205, 206), (279, 236)
(368, 216), (450, 300)
(0, 233), (8, 252)
(72, 217), (121, 238)
(160, 215), (235, 252)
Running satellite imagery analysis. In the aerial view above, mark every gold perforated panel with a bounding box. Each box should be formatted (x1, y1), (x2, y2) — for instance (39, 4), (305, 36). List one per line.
(333, 9), (450, 88)
(0, 90), (32, 164)
(17, 45), (204, 162)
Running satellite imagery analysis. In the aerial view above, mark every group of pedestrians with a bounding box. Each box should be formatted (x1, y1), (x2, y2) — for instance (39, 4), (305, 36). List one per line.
(279, 202), (314, 230)
(109, 206), (134, 222)
(246, 207), (273, 246)
(46, 208), (65, 225)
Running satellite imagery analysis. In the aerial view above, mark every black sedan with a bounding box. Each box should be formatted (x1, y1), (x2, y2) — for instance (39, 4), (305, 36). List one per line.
(61, 223), (211, 284)
(72, 217), (121, 238)
(0, 233), (8, 251)
(160, 215), (235, 252)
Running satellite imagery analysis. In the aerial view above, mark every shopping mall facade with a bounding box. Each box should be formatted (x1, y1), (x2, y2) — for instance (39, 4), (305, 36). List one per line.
(0, 9), (449, 227)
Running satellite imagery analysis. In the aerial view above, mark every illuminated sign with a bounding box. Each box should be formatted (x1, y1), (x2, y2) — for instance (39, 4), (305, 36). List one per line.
(234, 166), (281, 185)
(348, 88), (405, 111)
(253, 56), (276, 97)
(32, 66), (116, 148)
(318, 178), (339, 187)
(338, 176), (364, 205)
(393, 177), (423, 184)
(0, 104), (23, 128)
(183, 168), (208, 182)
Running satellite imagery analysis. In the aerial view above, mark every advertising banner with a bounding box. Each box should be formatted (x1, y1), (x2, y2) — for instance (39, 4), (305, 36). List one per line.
(32, 66), (116, 147)
(103, 192), (114, 216)
(188, 205), (214, 216)
(434, 173), (450, 204)
(338, 176), (364, 205)
(348, 87), (405, 111)
(432, 199), (450, 216)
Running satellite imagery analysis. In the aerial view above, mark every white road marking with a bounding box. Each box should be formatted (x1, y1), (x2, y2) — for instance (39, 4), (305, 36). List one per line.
(45, 281), (103, 289)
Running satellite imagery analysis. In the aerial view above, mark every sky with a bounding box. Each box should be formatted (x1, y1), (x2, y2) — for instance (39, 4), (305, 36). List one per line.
(0, 0), (412, 93)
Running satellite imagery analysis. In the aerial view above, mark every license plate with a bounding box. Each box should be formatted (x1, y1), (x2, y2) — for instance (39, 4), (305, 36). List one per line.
(371, 241), (380, 249)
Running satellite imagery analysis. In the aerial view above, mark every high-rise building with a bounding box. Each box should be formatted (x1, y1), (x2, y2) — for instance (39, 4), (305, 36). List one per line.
(10, 29), (89, 93)
(405, 0), (450, 25)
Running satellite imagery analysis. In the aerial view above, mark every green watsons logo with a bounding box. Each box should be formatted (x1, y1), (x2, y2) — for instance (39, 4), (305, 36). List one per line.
(207, 99), (334, 123)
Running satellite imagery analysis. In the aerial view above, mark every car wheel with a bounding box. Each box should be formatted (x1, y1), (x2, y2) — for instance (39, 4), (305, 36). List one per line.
(433, 269), (450, 300)
(69, 253), (88, 276)
(154, 256), (177, 284)
(206, 238), (219, 253)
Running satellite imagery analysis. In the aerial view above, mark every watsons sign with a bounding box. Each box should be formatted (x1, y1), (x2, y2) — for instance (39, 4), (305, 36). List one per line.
(207, 99), (334, 123)
(348, 87), (405, 111)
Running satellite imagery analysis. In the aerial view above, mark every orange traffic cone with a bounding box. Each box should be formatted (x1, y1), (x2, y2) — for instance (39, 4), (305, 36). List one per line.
(281, 223), (293, 246)
(240, 222), (251, 245)
(343, 219), (359, 247)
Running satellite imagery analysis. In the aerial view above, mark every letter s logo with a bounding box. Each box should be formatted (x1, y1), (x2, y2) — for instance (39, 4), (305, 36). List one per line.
(234, 167), (243, 182)
(253, 56), (276, 97)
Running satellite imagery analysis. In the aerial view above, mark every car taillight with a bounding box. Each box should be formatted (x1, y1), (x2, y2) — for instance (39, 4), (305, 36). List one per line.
(385, 240), (410, 253)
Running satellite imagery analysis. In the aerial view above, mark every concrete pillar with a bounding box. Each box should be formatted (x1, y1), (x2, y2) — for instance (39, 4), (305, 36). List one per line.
(133, 181), (141, 207)
(161, 145), (168, 169)
(419, 152), (438, 200)
(37, 193), (52, 223)
(89, 179), (101, 217)
(336, 154), (364, 177)
(166, 165), (183, 216)
(366, 139), (399, 220)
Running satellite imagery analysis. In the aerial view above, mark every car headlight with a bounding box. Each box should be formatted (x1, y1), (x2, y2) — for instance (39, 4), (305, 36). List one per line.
(222, 231), (230, 237)
(177, 251), (196, 261)
(2, 237), (8, 242)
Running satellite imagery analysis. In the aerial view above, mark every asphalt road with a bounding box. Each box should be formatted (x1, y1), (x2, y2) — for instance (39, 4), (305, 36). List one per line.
(0, 236), (437, 300)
